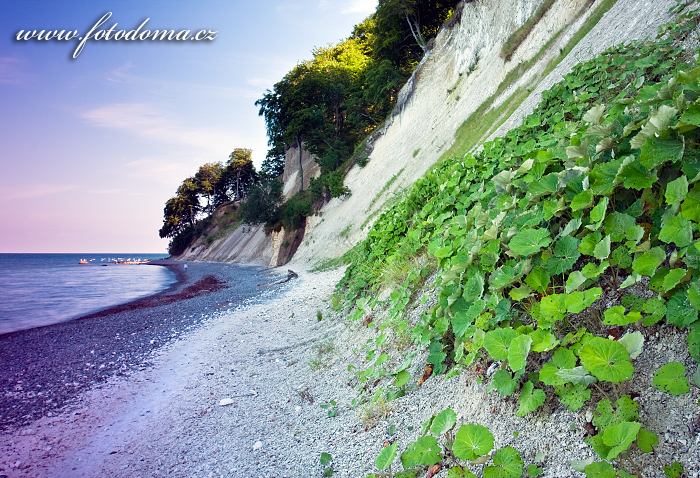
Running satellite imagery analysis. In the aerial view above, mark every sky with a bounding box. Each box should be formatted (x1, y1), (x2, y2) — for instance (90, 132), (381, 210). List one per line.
(0, 0), (376, 253)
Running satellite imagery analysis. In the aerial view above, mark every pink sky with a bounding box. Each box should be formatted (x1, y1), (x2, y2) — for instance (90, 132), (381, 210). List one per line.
(0, 0), (375, 252)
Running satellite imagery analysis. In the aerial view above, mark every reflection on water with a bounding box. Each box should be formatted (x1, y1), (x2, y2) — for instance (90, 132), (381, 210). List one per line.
(0, 253), (176, 334)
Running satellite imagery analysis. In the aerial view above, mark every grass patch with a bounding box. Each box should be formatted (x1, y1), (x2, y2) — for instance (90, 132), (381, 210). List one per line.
(438, 0), (603, 164)
(309, 339), (335, 371)
(367, 167), (405, 213)
(339, 224), (352, 239)
(501, 0), (557, 61)
(311, 244), (361, 272)
(540, 0), (616, 78)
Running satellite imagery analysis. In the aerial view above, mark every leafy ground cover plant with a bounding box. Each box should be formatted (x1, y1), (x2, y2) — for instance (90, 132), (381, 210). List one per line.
(341, 2), (700, 476)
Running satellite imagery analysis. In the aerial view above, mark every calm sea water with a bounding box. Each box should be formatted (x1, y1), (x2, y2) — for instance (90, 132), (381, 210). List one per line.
(0, 253), (177, 334)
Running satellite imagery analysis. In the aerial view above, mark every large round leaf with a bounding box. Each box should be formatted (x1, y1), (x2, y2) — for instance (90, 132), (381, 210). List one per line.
(483, 446), (523, 478)
(579, 337), (634, 383)
(453, 424), (494, 461)
(508, 228), (551, 257)
(375, 442), (397, 470)
(400, 436), (442, 469)
(483, 327), (517, 361)
(652, 362), (689, 396)
(507, 334), (532, 372)
(430, 408), (457, 436)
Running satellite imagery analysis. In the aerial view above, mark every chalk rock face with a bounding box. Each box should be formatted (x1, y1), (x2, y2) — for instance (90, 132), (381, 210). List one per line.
(290, 0), (676, 268)
(282, 144), (320, 201)
(186, 0), (676, 268)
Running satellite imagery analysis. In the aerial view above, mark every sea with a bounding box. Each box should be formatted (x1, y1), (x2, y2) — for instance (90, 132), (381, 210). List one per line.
(0, 253), (177, 335)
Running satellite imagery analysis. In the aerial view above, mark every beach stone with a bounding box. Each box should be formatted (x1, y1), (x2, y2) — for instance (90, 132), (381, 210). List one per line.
(253, 441), (263, 451)
(218, 398), (234, 407)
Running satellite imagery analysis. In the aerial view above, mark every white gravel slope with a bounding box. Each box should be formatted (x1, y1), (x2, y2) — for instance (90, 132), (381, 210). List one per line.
(2, 268), (697, 478)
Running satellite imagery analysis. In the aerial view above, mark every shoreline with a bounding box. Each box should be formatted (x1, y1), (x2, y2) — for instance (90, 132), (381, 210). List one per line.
(0, 261), (281, 431)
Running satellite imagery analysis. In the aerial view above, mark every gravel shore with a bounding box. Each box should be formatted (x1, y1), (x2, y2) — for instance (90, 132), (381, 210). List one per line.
(0, 260), (281, 430)
(1, 267), (697, 478)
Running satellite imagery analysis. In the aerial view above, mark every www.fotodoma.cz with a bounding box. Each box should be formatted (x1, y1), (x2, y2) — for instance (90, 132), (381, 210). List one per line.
(14, 12), (217, 59)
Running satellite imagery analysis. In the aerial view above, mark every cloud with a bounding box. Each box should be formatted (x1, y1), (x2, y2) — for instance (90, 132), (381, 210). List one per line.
(340, 0), (376, 14)
(0, 57), (26, 85)
(0, 184), (76, 200)
(106, 62), (136, 84)
(81, 103), (232, 154)
(318, 0), (376, 15)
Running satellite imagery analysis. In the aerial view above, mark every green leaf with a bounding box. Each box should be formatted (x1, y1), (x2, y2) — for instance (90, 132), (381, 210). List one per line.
(680, 103), (700, 126)
(509, 228), (552, 257)
(517, 381), (545, 417)
(320, 452), (332, 466)
(603, 306), (641, 326)
(565, 288), (602, 313)
(632, 247), (666, 276)
(447, 467), (477, 478)
(525, 267), (550, 293)
(601, 421), (641, 459)
(530, 329), (559, 352)
(587, 197), (609, 231)
(584, 462), (615, 478)
(619, 159), (657, 190)
(509, 285), (532, 301)
(618, 331), (644, 359)
(604, 212), (636, 242)
(565, 271), (586, 294)
(508, 335), (532, 372)
(592, 396), (638, 429)
(430, 408), (457, 436)
(375, 443), (398, 470)
(633, 106), (680, 153)
(554, 383), (591, 411)
(547, 236), (581, 274)
(556, 366), (597, 386)
(666, 176), (689, 205)
(432, 243), (453, 259)
(663, 461), (684, 478)
(539, 348), (576, 386)
(582, 261), (609, 279)
(453, 423), (494, 461)
(580, 232), (602, 256)
(662, 269), (687, 292)
(688, 280), (700, 310)
(666, 289), (698, 327)
(483, 446), (523, 478)
(400, 436), (442, 469)
(526, 464), (543, 477)
(681, 183), (700, 222)
(659, 215), (694, 248)
(652, 362), (690, 395)
(393, 370), (411, 388)
(463, 273), (485, 302)
(688, 322), (700, 361)
(484, 327), (518, 361)
(491, 369), (518, 397)
(593, 235), (611, 260)
(579, 337), (634, 383)
(571, 190), (594, 211)
(636, 427), (659, 453)
(642, 297), (666, 326)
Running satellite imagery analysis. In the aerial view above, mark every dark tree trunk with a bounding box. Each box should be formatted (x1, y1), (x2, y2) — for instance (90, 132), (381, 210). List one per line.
(296, 135), (304, 192)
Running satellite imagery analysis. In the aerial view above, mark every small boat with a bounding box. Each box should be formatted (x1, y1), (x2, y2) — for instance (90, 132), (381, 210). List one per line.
(79, 259), (89, 265)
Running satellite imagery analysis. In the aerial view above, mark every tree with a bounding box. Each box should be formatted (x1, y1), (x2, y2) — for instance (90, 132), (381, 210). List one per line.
(194, 162), (224, 214)
(215, 148), (258, 205)
(240, 177), (283, 225)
